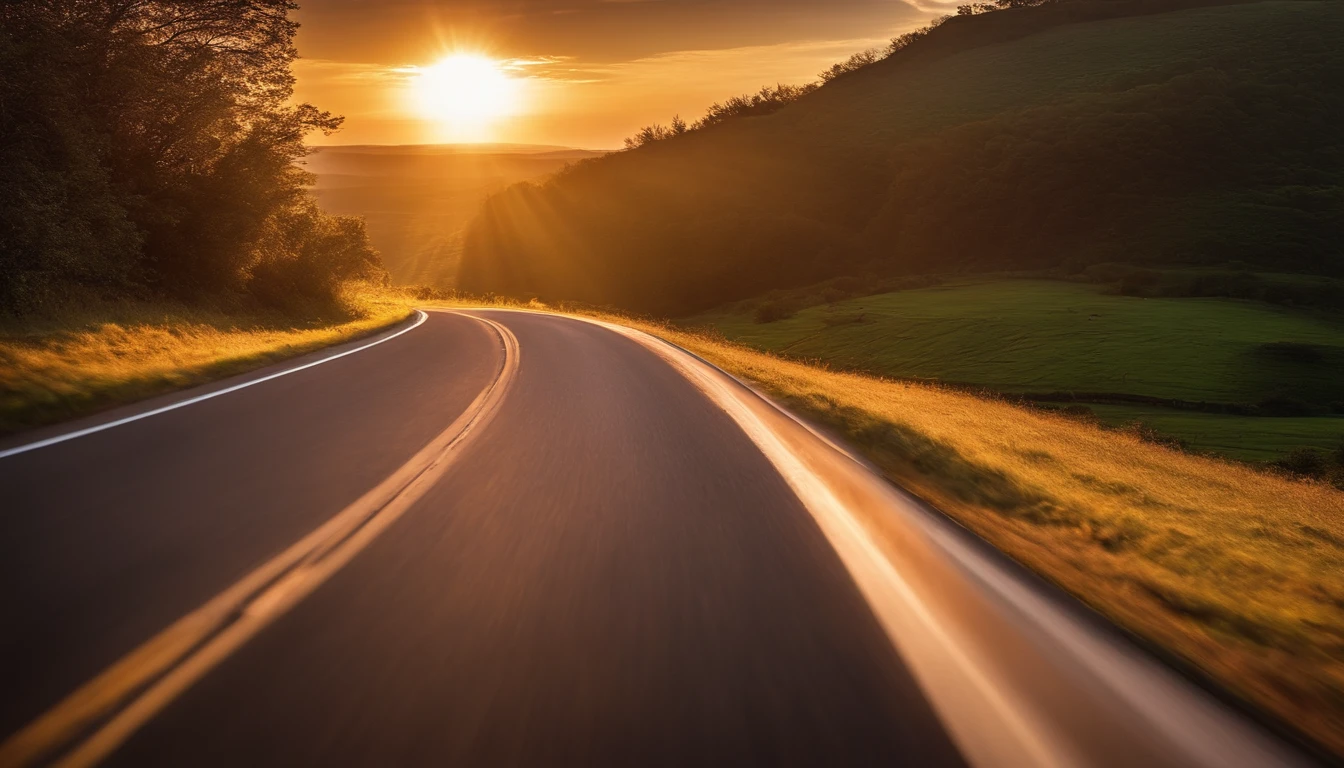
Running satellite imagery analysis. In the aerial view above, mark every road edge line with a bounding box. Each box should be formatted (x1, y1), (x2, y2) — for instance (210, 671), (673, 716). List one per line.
(0, 312), (518, 768)
(482, 307), (1310, 768)
(0, 310), (429, 461)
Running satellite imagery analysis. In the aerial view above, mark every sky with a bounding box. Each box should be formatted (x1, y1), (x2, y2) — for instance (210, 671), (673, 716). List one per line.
(292, 0), (956, 149)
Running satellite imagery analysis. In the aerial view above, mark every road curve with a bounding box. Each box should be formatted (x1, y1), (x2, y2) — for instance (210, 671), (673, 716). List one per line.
(0, 309), (1319, 767)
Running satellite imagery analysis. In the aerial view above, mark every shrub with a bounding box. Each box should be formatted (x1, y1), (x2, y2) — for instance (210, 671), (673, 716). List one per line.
(821, 287), (849, 304)
(754, 299), (801, 324)
(1276, 448), (1330, 479)
(1119, 421), (1186, 450)
(246, 202), (387, 316)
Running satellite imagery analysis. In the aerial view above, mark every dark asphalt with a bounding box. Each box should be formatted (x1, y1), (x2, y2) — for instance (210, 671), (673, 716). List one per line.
(0, 312), (503, 741)
(1, 310), (966, 766)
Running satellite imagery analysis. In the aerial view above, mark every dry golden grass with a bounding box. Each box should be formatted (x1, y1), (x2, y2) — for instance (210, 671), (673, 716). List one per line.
(0, 289), (412, 433)
(589, 314), (1344, 755)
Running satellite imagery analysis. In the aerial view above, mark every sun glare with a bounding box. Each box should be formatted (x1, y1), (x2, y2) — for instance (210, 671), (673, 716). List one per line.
(411, 54), (519, 135)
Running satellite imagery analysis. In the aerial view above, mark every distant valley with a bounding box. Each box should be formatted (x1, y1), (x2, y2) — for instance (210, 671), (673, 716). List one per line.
(304, 144), (606, 288)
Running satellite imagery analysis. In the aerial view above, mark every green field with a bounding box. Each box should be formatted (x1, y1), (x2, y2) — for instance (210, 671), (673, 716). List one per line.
(1085, 405), (1344, 462)
(691, 280), (1344, 461)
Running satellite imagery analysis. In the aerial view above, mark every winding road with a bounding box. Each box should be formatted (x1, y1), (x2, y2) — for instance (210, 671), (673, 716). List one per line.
(0, 309), (1321, 767)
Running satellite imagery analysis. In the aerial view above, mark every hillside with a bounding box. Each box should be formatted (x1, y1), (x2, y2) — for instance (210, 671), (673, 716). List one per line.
(306, 145), (605, 288)
(458, 0), (1344, 315)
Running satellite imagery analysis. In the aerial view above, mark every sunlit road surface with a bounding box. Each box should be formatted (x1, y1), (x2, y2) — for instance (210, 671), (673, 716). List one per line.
(0, 310), (1320, 767)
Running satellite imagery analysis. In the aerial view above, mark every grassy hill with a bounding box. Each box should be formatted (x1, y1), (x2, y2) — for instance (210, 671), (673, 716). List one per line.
(305, 145), (604, 288)
(691, 280), (1344, 461)
(459, 0), (1344, 315)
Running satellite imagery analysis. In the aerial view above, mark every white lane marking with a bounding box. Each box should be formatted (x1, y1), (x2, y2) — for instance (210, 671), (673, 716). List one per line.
(0, 310), (429, 460)
(1, 312), (518, 768)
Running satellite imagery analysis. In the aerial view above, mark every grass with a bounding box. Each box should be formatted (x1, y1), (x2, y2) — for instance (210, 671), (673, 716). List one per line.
(691, 280), (1344, 461)
(0, 289), (413, 435)
(590, 310), (1344, 755)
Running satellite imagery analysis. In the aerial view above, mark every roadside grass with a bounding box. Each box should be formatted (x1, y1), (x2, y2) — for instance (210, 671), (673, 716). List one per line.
(0, 287), (412, 435)
(692, 279), (1344, 461)
(582, 310), (1344, 755)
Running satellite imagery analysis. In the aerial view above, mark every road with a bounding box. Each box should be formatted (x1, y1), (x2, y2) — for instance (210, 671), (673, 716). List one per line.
(0, 309), (1320, 767)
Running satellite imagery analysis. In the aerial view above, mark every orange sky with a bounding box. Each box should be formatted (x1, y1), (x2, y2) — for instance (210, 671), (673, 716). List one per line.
(293, 0), (956, 149)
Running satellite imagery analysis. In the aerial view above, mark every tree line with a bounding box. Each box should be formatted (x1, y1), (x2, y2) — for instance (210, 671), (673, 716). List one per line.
(622, 15), (956, 150)
(623, 84), (822, 150)
(618, 0), (1236, 152)
(0, 0), (385, 317)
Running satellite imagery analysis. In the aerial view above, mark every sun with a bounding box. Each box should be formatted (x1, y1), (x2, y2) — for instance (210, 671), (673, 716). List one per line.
(411, 54), (519, 128)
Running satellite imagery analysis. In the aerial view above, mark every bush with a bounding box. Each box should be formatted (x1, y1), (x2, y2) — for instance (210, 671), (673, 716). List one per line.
(754, 299), (801, 324)
(1119, 422), (1186, 450)
(1276, 448), (1330, 479)
(246, 202), (386, 316)
(821, 287), (849, 304)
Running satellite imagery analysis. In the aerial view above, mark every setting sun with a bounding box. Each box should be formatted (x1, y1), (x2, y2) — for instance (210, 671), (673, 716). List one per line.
(411, 54), (519, 132)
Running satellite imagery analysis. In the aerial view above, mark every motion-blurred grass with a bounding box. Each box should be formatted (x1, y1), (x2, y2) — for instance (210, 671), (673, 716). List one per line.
(0, 287), (412, 434)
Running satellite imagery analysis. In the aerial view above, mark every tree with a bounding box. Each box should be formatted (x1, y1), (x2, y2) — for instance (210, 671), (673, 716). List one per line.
(0, 0), (380, 314)
(819, 48), (883, 83)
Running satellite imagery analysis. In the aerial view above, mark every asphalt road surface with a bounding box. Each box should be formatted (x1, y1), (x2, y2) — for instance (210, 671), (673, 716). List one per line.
(0, 310), (1320, 767)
